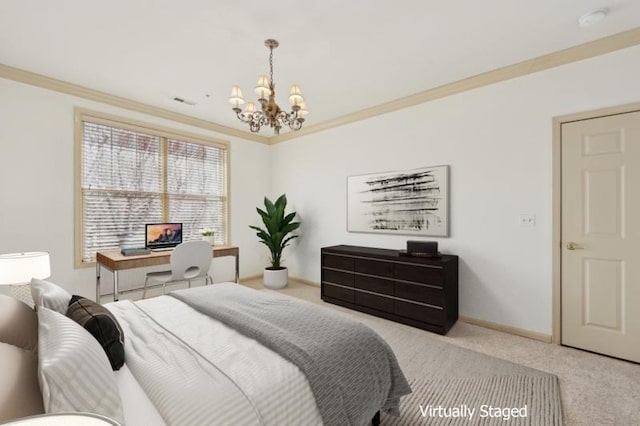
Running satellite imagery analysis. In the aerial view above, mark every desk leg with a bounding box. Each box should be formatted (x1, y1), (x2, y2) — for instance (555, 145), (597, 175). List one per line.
(235, 253), (240, 283)
(95, 262), (101, 303)
(114, 271), (120, 302)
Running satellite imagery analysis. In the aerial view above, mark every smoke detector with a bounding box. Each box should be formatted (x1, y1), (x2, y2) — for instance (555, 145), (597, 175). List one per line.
(578, 8), (609, 27)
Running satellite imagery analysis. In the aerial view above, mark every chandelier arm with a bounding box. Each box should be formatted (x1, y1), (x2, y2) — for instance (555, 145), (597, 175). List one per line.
(252, 111), (267, 133)
(278, 110), (302, 126)
(249, 122), (261, 133)
(235, 111), (253, 124)
(279, 113), (292, 128)
(283, 110), (303, 131)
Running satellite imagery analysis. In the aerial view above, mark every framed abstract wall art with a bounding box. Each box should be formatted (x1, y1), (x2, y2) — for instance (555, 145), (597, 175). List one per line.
(347, 165), (449, 236)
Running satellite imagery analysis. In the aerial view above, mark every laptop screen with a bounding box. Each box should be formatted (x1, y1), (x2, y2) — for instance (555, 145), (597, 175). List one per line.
(145, 223), (183, 249)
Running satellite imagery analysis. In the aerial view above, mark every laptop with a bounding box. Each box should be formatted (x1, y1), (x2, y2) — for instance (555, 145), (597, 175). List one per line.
(145, 223), (183, 251)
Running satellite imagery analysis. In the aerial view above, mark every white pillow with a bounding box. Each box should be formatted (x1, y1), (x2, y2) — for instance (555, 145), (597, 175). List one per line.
(31, 278), (72, 314)
(37, 307), (125, 425)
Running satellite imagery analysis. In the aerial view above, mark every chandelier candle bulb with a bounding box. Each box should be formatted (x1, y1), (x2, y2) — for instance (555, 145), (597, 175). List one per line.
(229, 38), (308, 135)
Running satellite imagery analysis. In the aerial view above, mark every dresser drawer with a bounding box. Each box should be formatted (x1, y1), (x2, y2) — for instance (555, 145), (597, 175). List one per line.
(394, 300), (444, 324)
(394, 263), (443, 286)
(355, 275), (394, 296)
(323, 283), (355, 303)
(355, 258), (394, 278)
(323, 269), (354, 287)
(355, 291), (394, 314)
(322, 253), (354, 271)
(394, 281), (444, 306)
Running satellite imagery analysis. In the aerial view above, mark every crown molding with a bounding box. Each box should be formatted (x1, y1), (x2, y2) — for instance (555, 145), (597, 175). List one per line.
(2, 26), (640, 146)
(270, 26), (640, 144)
(0, 63), (270, 145)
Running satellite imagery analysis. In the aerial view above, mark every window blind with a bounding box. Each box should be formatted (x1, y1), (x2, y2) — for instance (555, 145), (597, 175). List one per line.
(167, 139), (227, 245)
(79, 118), (228, 263)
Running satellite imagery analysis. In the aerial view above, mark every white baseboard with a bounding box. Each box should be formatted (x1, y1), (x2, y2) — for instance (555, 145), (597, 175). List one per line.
(238, 274), (262, 283)
(288, 276), (551, 343)
(458, 315), (552, 343)
(289, 276), (320, 287)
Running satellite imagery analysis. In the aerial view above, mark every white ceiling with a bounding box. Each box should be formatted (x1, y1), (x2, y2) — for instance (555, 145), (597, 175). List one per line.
(1, 0), (639, 136)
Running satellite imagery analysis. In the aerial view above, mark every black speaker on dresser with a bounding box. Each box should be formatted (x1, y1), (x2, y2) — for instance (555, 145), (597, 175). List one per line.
(406, 240), (438, 255)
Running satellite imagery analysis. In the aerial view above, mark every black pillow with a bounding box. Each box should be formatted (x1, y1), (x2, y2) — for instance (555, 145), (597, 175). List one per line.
(66, 295), (125, 370)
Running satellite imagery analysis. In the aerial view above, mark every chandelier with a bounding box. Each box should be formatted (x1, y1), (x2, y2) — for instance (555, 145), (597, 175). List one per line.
(229, 39), (307, 135)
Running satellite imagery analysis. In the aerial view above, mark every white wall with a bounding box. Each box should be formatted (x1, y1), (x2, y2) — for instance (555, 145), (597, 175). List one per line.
(3, 45), (639, 332)
(0, 77), (271, 299)
(271, 45), (640, 335)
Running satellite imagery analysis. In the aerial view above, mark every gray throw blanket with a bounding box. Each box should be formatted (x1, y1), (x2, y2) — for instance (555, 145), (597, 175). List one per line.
(171, 283), (411, 426)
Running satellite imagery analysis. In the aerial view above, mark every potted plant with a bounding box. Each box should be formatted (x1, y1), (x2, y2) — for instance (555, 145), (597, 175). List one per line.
(200, 228), (215, 245)
(249, 194), (300, 289)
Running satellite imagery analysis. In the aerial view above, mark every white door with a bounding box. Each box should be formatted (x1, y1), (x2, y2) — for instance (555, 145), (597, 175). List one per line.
(561, 110), (640, 363)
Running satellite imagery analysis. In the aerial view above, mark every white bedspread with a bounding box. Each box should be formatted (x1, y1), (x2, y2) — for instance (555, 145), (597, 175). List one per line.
(107, 296), (322, 426)
(114, 364), (166, 426)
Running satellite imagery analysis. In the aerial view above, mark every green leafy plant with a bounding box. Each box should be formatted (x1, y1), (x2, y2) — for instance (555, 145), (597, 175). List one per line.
(200, 228), (215, 237)
(249, 194), (300, 269)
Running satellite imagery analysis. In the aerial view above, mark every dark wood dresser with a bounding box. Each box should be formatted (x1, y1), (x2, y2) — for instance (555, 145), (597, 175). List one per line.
(321, 245), (458, 335)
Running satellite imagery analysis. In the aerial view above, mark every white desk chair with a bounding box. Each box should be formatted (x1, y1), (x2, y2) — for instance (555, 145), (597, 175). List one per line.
(142, 241), (213, 299)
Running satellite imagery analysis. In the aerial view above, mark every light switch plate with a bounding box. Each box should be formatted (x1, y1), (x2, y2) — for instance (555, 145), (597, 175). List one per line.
(518, 214), (536, 227)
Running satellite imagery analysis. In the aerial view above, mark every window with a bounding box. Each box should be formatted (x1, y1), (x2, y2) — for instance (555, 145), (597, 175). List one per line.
(75, 109), (228, 266)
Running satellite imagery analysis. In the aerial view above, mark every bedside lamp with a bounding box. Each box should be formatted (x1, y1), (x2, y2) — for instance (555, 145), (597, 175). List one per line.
(0, 252), (51, 305)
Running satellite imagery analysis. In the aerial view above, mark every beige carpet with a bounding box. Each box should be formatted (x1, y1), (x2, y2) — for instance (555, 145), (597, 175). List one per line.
(243, 281), (562, 425)
(239, 279), (640, 426)
(365, 315), (563, 425)
(384, 375), (561, 425)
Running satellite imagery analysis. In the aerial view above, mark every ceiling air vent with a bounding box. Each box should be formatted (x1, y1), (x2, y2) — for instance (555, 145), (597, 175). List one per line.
(172, 96), (197, 106)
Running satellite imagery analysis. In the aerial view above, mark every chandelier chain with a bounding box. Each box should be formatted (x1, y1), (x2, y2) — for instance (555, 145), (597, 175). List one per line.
(269, 46), (274, 87)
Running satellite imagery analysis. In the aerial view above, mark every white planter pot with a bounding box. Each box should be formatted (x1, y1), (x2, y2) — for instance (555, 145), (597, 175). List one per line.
(201, 235), (214, 245)
(263, 267), (288, 289)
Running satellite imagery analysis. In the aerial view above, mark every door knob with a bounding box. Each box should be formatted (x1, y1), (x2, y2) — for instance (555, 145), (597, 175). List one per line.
(566, 242), (584, 250)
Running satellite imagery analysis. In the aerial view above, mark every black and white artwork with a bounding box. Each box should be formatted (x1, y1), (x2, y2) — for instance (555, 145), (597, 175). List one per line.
(347, 166), (449, 236)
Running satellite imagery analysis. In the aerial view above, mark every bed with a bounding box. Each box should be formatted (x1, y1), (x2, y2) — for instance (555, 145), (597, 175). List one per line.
(0, 281), (411, 426)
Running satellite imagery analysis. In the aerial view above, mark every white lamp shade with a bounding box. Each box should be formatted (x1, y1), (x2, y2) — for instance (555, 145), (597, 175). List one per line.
(298, 101), (309, 116)
(254, 75), (272, 99)
(0, 252), (51, 285)
(289, 84), (303, 106)
(244, 102), (257, 114)
(228, 85), (245, 108)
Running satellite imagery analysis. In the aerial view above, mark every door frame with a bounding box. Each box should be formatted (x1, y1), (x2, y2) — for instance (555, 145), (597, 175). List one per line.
(551, 101), (640, 344)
